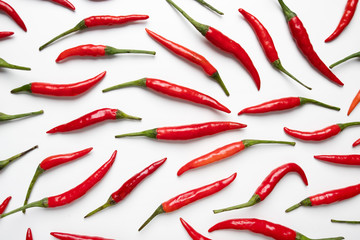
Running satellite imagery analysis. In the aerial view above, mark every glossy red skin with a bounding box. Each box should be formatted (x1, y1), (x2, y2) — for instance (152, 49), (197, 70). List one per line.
(111, 158), (166, 202)
(255, 163), (308, 200)
(56, 45), (106, 62)
(0, 31), (13, 39)
(0, 0), (27, 31)
(47, 151), (116, 208)
(239, 97), (300, 115)
(145, 78), (230, 113)
(156, 122), (246, 140)
(0, 196), (11, 214)
(284, 124), (342, 141)
(47, 108), (118, 133)
(180, 218), (211, 240)
(50, 0), (75, 10)
(26, 228), (33, 240)
(39, 148), (93, 170)
(208, 218), (297, 240)
(51, 232), (114, 240)
(353, 138), (360, 147)
(314, 154), (360, 165)
(162, 173), (236, 212)
(325, 0), (359, 42)
(84, 15), (149, 28)
(31, 71), (106, 96)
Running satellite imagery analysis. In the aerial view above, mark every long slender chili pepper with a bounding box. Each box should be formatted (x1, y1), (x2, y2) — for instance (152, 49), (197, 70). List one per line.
(84, 158), (167, 218)
(330, 51), (360, 68)
(103, 78), (230, 113)
(138, 173), (236, 231)
(22, 147), (93, 213)
(177, 139), (295, 176)
(11, 71), (106, 97)
(193, 0), (223, 15)
(0, 31), (13, 39)
(325, 0), (359, 42)
(278, 0), (343, 86)
(284, 121), (360, 141)
(145, 28), (228, 95)
(238, 8), (311, 90)
(50, 0), (75, 11)
(213, 163), (308, 213)
(0, 151), (116, 218)
(314, 154), (360, 165)
(166, 0), (261, 90)
(180, 218), (211, 240)
(347, 90), (360, 115)
(0, 146), (38, 171)
(208, 218), (344, 240)
(51, 232), (114, 240)
(47, 108), (141, 134)
(115, 122), (246, 140)
(0, 0), (27, 31)
(0, 58), (30, 71)
(0, 197), (11, 214)
(0, 110), (43, 122)
(353, 138), (360, 147)
(238, 97), (339, 115)
(331, 219), (360, 224)
(26, 228), (33, 240)
(286, 182), (360, 212)
(39, 15), (149, 50)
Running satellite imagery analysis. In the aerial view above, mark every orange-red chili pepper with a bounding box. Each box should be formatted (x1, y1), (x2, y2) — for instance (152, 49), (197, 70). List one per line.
(50, 0), (75, 11)
(11, 71), (106, 97)
(314, 154), (360, 165)
(26, 228), (33, 240)
(0, 151), (116, 218)
(353, 138), (360, 147)
(0, 146), (38, 172)
(138, 173), (236, 231)
(0, 0), (27, 31)
(51, 232), (114, 240)
(180, 218), (211, 240)
(0, 196), (11, 214)
(347, 90), (360, 116)
(0, 31), (13, 39)
(330, 51), (360, 68)
(0, 57), (30, 71)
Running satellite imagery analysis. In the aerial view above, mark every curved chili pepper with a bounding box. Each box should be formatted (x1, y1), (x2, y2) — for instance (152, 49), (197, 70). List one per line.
(353, 138), (360, 147)
(115, 121), (246, 140)
(47, 108), (141, 134)
(0, 196), (11, 214)
(193, 0), (223, 15)
(0, 57), (30, 71)
(213, 163), (308, 214)
(177, 139), (295, 176)
(325, 0), (359, 42)
(330, 51), (360, 68)
(0, 151), (116, 218)
(166, 0), (261, 90)
(238, 97), (339, 115)
(208, 218), (344, 240)
(0, 110), (43, 122)
(347, 90), (360, 116)
(278, 0), (343, 86)
(0, 146), (38, 172)
(50, 0), (75, 11)
(145, 28), (228, 95)
(22, 147), (93, 213)
(51, 232), (114, 240)
(39, 15), (149, 51)
(138, 173), (236, 231)
(84, 158), (166, 218)
(26, 228), (33, 240)
(103, 78), (230, 113)
(284, 121), (360, 141)
(331, 219), (360, 224)
(238, 9), (311, 90)
(0, 0), (27, 31)
(11, 71), (106, 97)
(180, 218), (211, 240)
(0, 31), (13, 39)
(314, 154), (360, 165)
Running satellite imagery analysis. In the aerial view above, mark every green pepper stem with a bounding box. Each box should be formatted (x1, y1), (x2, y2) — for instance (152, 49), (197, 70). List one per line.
(138, 205), (165, 231)
(273, 60), (311, 90)
(0, 145), (38, 171)
(211, 71), (229, 96)
(337, 122), (360, 131)
(331, 219), (360, 224)
(242, 139), (296, 148)
(102, 78), (147, 93)
(115, 129), (157, 139)
(0, 198), (48, 218)
(0, 58), (31, 71)
(10, 84), (32, 94)
(299, 97), (340, 111)
(104, 46), (156, 55)
(330, 51), (360, 68)
(193, 0), (224, 15)
(285, 198), (311, 213)
(0, 110), (43, 121)
(213, 194), (260, 214)
(22, 166), (45, 213)
(278, 0), (297, 22)
(84, 197), (115, 218)
(115, 110), (142, 120)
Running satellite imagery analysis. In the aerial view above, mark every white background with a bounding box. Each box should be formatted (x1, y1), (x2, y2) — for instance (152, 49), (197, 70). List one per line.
(1, 0), (360, 239)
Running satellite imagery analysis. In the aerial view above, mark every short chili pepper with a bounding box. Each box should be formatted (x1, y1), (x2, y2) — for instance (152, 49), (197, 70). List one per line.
(325, 0), (359, 42)
(353, 138), (360, 147)
(286, 181), (360, 212)
(47, 108), (141, 134)
(0, 150), (116, 218)
(193, 0), (223, 15)
(0, 0), (27, 31)
(238, 9), (311, 90)
(166, 0), (261, 90)
(22, 147), (93, 213)
(39, 15), (149, 50)
(0, 57), (30, 71)
(0, 110), (43, 122)
(208, 218), (344, 240)
(84, 157), (167, 218)
(11, 71), (106, 97)
(331, 219), (360, 224)
(26, 228), (33, 240)
(314, 154), (360, 166)
(177, 139), (295, 176)
(284, 121), (360, 141)
(115, 121), (246, 140)
(0, 196), (11, 214)
(238, 96), (340, 115)
(0, 145), (38, 172)
(138, 173), (236, 231)
(180, 218), (211, 240)
(330, 51), (360, 68)
(278, 0), (343, 86)
(51, 232), (114, 240)
(213, 163), (308, 213)
(347, 90), (360, 116)
(145, 28), (228, 95)
(103, 78), (230, 113)
(0, 31), (13, 39)
(50, 0), (75, 11)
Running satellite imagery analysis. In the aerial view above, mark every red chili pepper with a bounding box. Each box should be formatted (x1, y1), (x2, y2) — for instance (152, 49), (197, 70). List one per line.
(138, 173), (236, 231)
(22, 147), (93, 213)
(325, 0), (359, 42)
(0, 57), (31, 71)
(166, 0), (261, 90)
(0, 31), (13, 39)
(0, 0), (27, 31)
(0, 110), (43, 122)
(115, 121), (246, 140)
(330, 51), (360, 68)
(39, 15), (149, 50)
(278, 0), (343, 86)
(238, 97), (340, 115)
(11, 71), (106, 97)
(103, 78), (230, 113)
(0, 145), (38, 171)
(26, 228), (33, 240)
(84, 158), (167, 218)
(177, 139), (295, 176)
(314, 154), (360, 165)
(145, 28), (228, 96)
(0, 196), (11, 214)
(0, 151), (116, 218)
(353, 138), (360, 147)
(347, 90), (360, 115)
(193, 0), (223, 15)
(51, 232), (114, 240)
(180, 218), (211, 240)
(208, 218), (344, 240)
(47, 108), (141, 134)
(50, 0), (75, 11)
